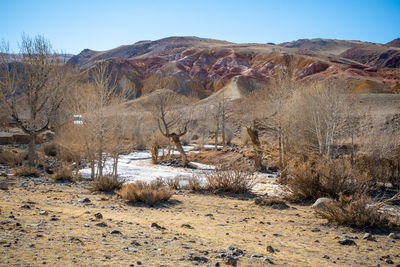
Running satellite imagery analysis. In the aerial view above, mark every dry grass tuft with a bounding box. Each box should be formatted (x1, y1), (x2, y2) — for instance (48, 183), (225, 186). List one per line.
(51, 165), (73, 181)
(118, 180), (174, 204)
(0, 147), (26, 166)
(286, 158), (370, 201)
(165, 177), (181, 190)
(188, 176), (203, 191)
(89, 175), (124, 192)
(13, 166), (41, 177)
(315, 194), (394, 228)
(204, 164), (256, 194)
(255, 197), (290, 209)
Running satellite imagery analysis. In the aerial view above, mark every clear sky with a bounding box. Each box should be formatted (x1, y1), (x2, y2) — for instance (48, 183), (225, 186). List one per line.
(1, 0), (399, 54)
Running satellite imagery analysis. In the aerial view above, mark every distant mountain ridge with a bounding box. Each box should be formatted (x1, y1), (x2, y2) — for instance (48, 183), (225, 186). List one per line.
(68, 36), (400, 99)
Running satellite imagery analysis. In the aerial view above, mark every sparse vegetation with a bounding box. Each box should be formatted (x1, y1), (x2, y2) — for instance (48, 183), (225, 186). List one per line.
(89, 175), (124, 192)
(13, 166), (41, 177)
(118, 180), (174, 204)
(51, 165), (73, 181)
(314, 194), (395, 228)
(0, 147), (25, 166)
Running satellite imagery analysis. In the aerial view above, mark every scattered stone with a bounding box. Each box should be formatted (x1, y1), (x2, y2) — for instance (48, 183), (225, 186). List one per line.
(312, 198), (332, 210)
(389, 233), (400, 239)
(78, 197), (91, 203)
(0, 181), (9, 190)
(215, 263), (221, 267)
(39, 210), (48, 215)
(95, 222), (108, 227)
(225, 255), (238, 266)
(363, 233), (375, 241)
(311, 228), (321, 232)
(131, 240), (141, 246)
(336, 235), (358, 240)
(151, 222), (166, 230)
(323, 255), (330, 259)
(181, 223), (194, 229)
(49, 218), (59, 221)
(20, 204), (30, 209)
(205, 213), (213, 217)
(338, 239), (356, 246)
(190, 256), (208, 263)
(110, 230), (122, 234)
(251, 254), (264, 258)
(264, 257), (274, 264)
(94, 213), (103, 219)
(267, 246), (275, 253)
(124, 247), (137, 253)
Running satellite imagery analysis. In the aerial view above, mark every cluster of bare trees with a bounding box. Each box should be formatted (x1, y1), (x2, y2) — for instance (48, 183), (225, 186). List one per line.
(0, 35), (76, 166)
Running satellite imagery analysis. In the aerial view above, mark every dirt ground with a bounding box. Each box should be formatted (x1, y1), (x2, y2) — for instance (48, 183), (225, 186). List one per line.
(1, 175), (399, 267)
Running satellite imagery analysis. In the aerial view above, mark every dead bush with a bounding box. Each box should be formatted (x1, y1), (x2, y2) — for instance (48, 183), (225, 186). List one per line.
(286, 158), (370, 201)
(89, 175), (124, 192)
(165, 177), (181, 190)
(0, 147), (25, 166)
(51, 165), (73, 181)
(43, 143), (59, 157)
(315, 194), (394, 228)
(118, 180), (174, 204)
(188, 176), (203, 191)
(13, 166), (41, 177)
(255, 197), (290, 209)
(204, 164), (256, 194)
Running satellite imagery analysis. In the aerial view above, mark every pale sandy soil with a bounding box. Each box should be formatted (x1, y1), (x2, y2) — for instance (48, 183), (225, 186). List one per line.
(0, 175), (399, 267)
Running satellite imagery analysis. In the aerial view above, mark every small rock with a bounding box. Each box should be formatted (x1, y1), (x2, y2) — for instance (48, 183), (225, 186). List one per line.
(181, 223), (194, 229)
(205, 213), (213, 217)
(312, 198), (332, 210)
(323, 255), (330, 259)
(110, 230), (122, 234)
(338, 239), (356, 246)
(311, 228), (321, 232)
(131, 240), (141, 246)
(215, 263), (221, 267)
(49, 218), (59, 221)
(225, 255), (238, 266)
(251, 254), (264, 258)
(124, 247), (137, 253)
(78, 197), (91, 203)
(94, 213), (103, 219)
(20, 204), (30, 209)
(389, 233), (400, 239)
(363, 233), (375, 241)
(264, 257), (275, 264)
(267, 246), (275, 253)
(95, 222), (107, 227)
(151, 222), (165, 230)
(190, 256), (208, 263)
(39, 210), (48, 215)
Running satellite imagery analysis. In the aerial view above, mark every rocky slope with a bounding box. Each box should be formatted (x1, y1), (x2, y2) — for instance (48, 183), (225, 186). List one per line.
(68, 37), (400, 98)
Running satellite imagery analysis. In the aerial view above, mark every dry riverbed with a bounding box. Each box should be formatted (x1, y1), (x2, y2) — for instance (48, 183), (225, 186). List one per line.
(1, 175), (400, 266)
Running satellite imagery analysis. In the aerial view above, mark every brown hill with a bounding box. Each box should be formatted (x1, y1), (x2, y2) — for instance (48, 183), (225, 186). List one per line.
(340, 44), (400, 68)
(68, 37), (400, 99)
(386, 38), (400, 48)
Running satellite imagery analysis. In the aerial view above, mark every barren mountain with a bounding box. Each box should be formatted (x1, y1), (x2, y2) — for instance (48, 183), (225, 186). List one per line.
(68, 37), (400, 98)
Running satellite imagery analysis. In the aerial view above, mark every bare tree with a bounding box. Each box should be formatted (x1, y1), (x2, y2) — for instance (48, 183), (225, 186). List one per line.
(152, 90), (191, 167)
(0, 35), (74, 166)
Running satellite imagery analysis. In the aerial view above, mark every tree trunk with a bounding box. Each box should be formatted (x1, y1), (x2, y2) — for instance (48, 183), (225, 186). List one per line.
(98, 134), (103, 177)
(172, 136), (188, 167)
(214, 122), (219, 150)
(28, 131), (37, 166)
(246, 126), (265, 171)
(90, 160), (95, 180)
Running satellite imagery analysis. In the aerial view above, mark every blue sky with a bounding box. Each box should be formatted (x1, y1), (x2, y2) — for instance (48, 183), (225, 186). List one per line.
(0, 0), (399, 54)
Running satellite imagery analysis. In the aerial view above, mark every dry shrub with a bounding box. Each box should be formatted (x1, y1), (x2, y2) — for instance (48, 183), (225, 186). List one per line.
(287, 158), (370, 201)
(315, 194), (393, 228)
(188, 176), (203, 191)
(89, 175), (124, 192)
(204, 164), (256, 194)
(43, 143), (59, 157)
(0, 147), (25, 166)
(51, 165), (73, 181)
(165, 177), (181, 190)
(255, 197), (290, 209)
(118, 180), (174, 204)
(14, 166), (41, 177)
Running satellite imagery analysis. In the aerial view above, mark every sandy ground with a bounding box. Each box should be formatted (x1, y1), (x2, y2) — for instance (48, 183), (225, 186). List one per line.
(1, 174), (400, 267)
